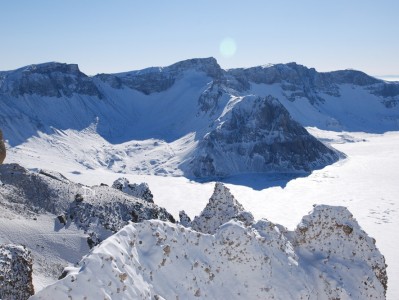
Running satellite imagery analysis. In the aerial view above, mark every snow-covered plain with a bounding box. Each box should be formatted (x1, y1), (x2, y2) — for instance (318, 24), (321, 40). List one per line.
(6, 128), (399, 299)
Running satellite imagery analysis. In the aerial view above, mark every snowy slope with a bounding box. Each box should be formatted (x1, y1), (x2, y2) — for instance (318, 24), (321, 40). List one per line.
(2, 58), (398, 178)
(1, 58), (399, 298)
(0, 163), (174, 292)
(32, 185), (386, 299)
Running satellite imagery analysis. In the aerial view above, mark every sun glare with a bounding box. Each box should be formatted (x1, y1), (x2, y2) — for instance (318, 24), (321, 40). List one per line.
(219, 37), (237, 58)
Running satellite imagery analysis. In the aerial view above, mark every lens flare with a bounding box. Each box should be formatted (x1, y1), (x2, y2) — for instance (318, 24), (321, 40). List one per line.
(219, 37), (237, 58)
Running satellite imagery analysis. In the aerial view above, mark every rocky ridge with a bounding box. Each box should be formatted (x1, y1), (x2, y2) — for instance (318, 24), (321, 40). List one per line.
(32, 183), (387, 300)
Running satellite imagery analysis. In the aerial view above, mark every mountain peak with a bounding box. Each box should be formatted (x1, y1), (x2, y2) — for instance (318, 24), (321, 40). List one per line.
(190, 182), (254, 234)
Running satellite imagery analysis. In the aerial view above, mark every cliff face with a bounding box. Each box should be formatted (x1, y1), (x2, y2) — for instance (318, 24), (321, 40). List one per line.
(0, 130), (5, 164)
(0, 244), (34, 300)
(186, 95), (339, 177)
(32, 183), (387, 300)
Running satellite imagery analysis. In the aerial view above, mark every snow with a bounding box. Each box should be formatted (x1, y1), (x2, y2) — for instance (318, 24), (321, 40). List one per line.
(31, 201), (386, 299)
(4, 129), (399, 299)
(1, 59), (399, 298)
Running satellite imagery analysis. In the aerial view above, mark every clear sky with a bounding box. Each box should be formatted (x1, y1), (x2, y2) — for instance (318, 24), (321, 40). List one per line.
(1, 0), (398, 77)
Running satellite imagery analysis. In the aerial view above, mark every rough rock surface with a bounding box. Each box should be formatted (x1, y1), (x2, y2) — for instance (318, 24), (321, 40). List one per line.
(0, 244), (34, 300)
(0, 129), (5, 164)
(32, 183), (386, 300)
(0, 62), (102, 98)
(112, 177), (154, 203)
(294, 205), (388, 298)
(187, 95), (339, 177)
(0, 163), (174, 243)
(191, 182), (254, 234)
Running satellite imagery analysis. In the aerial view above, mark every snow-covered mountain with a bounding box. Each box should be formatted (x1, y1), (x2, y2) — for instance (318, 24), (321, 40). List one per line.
(3, 57), (398, 178)
(32, 183), (387, 300)
(0, 163), (174, 292)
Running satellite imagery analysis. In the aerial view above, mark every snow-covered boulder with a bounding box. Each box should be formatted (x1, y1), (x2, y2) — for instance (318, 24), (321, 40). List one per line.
(112, 177), (154, 203)
(191, 182), (254, 234)
(0, 244), (34, 300)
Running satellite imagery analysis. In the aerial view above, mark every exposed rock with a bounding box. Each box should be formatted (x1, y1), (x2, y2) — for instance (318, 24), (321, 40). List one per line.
(0, 129), (5, 164)
(32, 202), (387, 299)
(178, 210), (191, 227)
(190, 183), (254, 234)
(57, 214), (67, 225)
(188, 95), (339, 178)
(112, 177), (154, 203)
(294, 205), (388, 297)
(0, 62), (102, 98)
(96, 57), (223, 95)
(0, 163), (174, 244)
(0, 244), (34, 300)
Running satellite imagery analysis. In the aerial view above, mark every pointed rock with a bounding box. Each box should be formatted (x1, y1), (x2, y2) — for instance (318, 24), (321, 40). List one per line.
(191, 182), (254, 234)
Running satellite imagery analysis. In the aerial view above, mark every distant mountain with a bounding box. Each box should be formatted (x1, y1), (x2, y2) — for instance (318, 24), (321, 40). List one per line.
(1, 58), (398, 177)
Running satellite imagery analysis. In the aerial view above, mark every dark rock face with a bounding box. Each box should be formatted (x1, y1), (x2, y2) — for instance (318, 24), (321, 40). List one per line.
(188, 95), (339, 178)
(96, 57), (223, 94)
(0, 163), (175, 247)
(0, 244), (34, 300)
(0, 129), (5, 164)
(227, 63), (386, 104)
(1, 62), (103, 98)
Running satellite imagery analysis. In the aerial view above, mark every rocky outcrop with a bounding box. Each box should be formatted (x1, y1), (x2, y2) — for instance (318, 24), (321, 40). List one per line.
(0, 244), (34, 300)
(96, 57), (223, 95)
(0, 163), (174, 243)
(187, 95), (340, 178)
(294, 205), (388, 297)
(0, 62), (102, 98)
(112, 177), (154, 203)
(31, 185), (387, 299)
(191, 182), (254, 234)
(0, 129), (5, 164)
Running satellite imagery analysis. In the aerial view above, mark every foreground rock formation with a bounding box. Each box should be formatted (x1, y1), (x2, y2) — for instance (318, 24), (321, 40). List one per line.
(32, 183), (387, 300)
(0, 244), (34, 300)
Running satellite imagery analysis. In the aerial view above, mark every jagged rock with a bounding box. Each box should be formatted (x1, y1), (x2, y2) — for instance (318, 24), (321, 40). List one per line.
(190, 182), (254, 234)
(178, 210), (191, 227)
(294, 205), (388, 297)
(112, 177), (154, 203)
(0, 244), (34, 300)
(32, 203), (386, 299)
(188, 95), (339, 178)
(0, 163), (174, 244)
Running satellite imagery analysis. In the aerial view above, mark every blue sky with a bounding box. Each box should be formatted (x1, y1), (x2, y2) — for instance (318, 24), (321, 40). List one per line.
(0, 0), (398, 77)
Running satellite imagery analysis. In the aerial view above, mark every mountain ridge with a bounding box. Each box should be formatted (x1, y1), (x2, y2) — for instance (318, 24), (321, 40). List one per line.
(1, 57), (398, 178)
